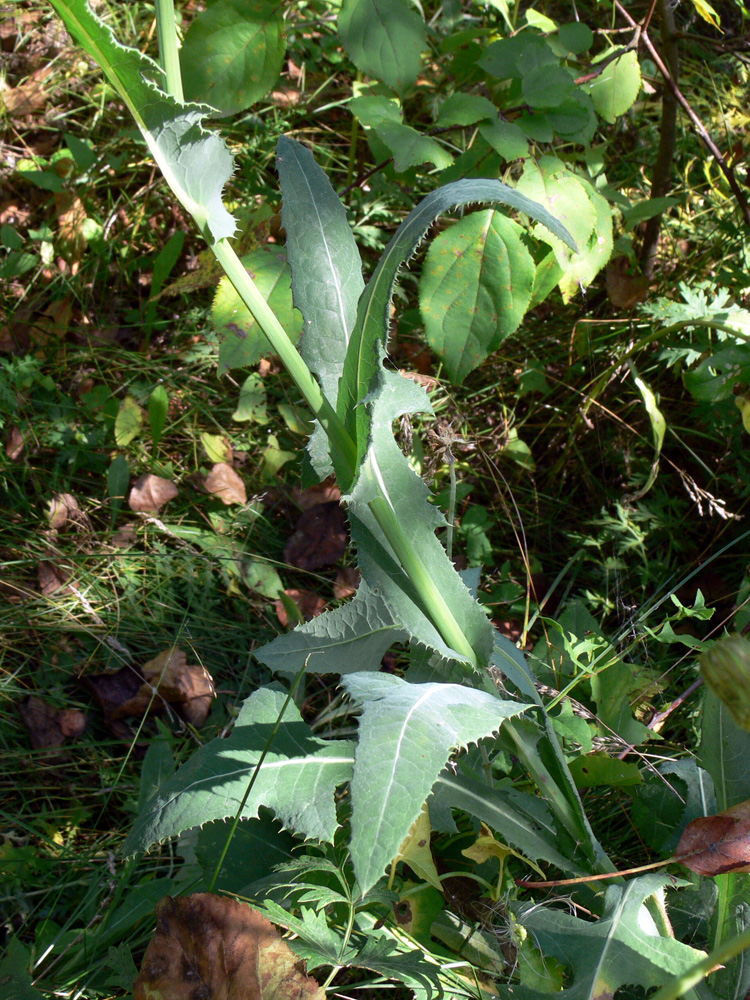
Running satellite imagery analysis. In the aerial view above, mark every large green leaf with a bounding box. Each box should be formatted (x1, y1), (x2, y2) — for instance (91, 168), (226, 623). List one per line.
(585, 50), (642, 125)
(337, 177), (577, 471)
(502, 875), (706, 1000)
(338, 0), (425, 94)
(123, 687), (354, 855)
(276, 136), (364, 474)
(215, 247), (302, 373)
(419, 209), (536, 383)
(342, 672), (529, 893)
(431, 771), (588, 876)
(181, 0), (285, 115)
(516, 156), (596, 270)
(256, 581), (408, 677)
(48, 0), (235, 244)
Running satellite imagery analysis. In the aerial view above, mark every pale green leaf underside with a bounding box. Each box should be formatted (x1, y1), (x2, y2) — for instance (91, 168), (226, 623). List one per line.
(276, 136), (364, 475)
(503, 874), (706, 1000)
(586, 50), (642, 125)
(343, 673), (530, 893)
(48, 0), (235, 244)
(123, 688), (354, 855)
(256, 580), (408, 677)
(181, 0), (285, 116)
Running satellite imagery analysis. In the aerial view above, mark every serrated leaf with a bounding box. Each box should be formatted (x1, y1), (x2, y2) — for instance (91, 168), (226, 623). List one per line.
(342, 672), (529, 893)
(257, 580), (408, 677)
(216, 247), (302, 374)
(48, 0), (235, 243)
(276, 136), (364, 475)
(347, 371), (496, 665)
(516, 156), (596, 272)
(259, 902), (357, 969)
(123, 687), (355, 855)
(114, 395), (144, 446)
(503, 875), (706, 1000)
(586, 50), (642, 124)
(338, 0), (425, 94)
(419, 209), (535, 383)
(181, 0), (285, 116)
(338, 176), (577, 474)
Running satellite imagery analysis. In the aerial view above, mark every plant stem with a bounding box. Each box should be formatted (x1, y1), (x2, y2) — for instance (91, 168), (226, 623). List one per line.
(154, 0), (184, 101)
(212, 238), (358, 475)
(368, 495), (477, 666)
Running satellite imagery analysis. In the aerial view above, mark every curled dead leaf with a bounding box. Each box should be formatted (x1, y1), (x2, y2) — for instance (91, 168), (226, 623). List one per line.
(86, 648), (214, 727)
(205, 462), (247, 505)
(676, 799), (750, 876)
(19, 696), (87, 749)
(129, 474), (179, 513)
(142, 648), (215, 727)
(135, 894), (325, 1000)
(47, 492), (90, 532)
(38, 558), (71, 595)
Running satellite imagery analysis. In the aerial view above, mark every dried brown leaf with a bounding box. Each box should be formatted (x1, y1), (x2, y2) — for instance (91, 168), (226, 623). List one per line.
(38, 558), (70, 595)
(135, 894), (325, 1000)
(333, 567), (360, 600)
(129, 474), (179, 513)
(284, 502), (347, 571)
(290, 477), (341, 511)
(142, 648), (215, 727)
(606, 256), (649, 309)
(205, 462), (247, 505)
(676, 799), (750, 876)
(1, 67), (51, 116)
(5, 425), (24, 460)
(47, 492), (90, 532)
(87, 648), (214, 726)
(19, 696), (87, 749)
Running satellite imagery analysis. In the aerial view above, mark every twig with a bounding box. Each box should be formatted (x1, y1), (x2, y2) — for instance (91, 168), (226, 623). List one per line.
(639, 0), (679, 277)
(615, 0), (750, 228)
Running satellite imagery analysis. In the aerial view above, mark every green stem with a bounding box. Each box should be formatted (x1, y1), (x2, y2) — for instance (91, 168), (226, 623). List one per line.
(212, 238), (357, 476)
(154, 0), (184, 101)
(446, 454), (457, 562)
(649, 924), (750, 1000)
(368, 495), (477, 666)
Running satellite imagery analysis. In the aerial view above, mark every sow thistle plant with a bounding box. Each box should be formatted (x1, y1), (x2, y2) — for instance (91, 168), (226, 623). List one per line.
(46, 1), (750, 997)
